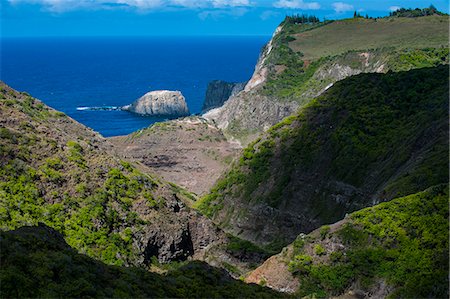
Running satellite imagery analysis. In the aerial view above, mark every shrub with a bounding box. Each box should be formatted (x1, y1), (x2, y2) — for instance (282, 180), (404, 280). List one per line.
(314, 244), (326, 255)
(319, 225), (330, 239)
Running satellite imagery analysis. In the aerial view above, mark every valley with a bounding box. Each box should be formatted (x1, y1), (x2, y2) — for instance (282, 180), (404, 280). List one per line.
(1, 9), (449, 299)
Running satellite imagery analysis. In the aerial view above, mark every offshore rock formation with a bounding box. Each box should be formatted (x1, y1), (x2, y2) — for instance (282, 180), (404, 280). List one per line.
(201, 80), (246, 113)
(123, 90), (189, 117)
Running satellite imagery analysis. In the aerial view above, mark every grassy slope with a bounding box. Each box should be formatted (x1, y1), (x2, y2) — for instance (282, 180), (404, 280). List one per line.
(0, 224), (289, 298)
(197, 65), (449, 248)
(283, 184), (449, 298)
(262, 16), (449, 100)
(219, 15), (448, 143)
(288, 16), (449, 60)
(0, 82), (196, 266)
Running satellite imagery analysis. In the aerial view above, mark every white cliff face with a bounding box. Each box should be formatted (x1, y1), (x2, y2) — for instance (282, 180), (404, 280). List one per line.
(244, 25), (283, 92)
(123, 90), (190, 117)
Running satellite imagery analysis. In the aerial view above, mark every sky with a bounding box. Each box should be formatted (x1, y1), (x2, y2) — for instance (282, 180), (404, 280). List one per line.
(1, 0), (449, 37)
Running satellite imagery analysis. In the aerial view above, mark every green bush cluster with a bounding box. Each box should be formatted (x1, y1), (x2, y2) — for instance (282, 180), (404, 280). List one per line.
(226, 234), (270, 257)
(18, 96), (52, 120)
(288, 185), (449, 298)
(0, 225), (290, 298)
(389, 5), (447, 17)
(66, 140), (87, 168)
(388, 47), (449, 71)
(0, 149), (159, 266)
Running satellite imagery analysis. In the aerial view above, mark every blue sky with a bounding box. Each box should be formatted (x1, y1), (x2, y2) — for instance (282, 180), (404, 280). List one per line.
(1, 0), (449, 37)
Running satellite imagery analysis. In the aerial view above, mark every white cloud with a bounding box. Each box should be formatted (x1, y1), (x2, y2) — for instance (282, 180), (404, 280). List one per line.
(170, 0), (204, 7)
(8, 0), (165, 11)
(389, 5), (401, 12)
(8, 0), (252, 11)
(118, 0), (165, 9)
(273, 0), (320, 10)
(198, 7), (248, 19)
(260, 10), (280, 20)
(332, 2), (354, 13)
(211, 0), (251, 8)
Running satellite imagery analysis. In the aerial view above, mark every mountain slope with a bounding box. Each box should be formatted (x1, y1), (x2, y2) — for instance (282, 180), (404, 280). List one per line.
(204, 15), (449, 144)
(110, 116), (241, 196)
(0, 224), (289, 298)
(288, 16), (448, 60)
(197, 65), (449, 249)
(246, 184), (449, 298)
(0, 82), (265, 277)
(0, 82), (210, 266)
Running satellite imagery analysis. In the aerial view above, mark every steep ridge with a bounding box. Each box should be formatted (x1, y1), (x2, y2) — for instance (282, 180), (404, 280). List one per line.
(0, 83), (266, 277)
(246, 184), (449, 298)
(197, 65), (449, 249)
(204, 15), (449, 145)
(0, 224), (289, 298)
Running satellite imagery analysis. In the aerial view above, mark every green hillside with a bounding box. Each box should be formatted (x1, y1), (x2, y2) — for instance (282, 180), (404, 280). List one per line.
(215, 14), (449, 144)
(287, 16), (448, 61)
(263, 15), (449, 100)
(0, 224), (288, 298)
(251, 184), (449, 298)
(0, 82), (207, 267)
(197, 65), (449, 249)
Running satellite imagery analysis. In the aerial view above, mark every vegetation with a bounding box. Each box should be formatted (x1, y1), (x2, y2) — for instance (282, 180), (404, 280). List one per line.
(261, 11), (448, 99)
(226, 234), (271, 258)
(0, 84), (192, 267)
(389, 5), (447, 18)
(197, 65), (449, 247)
(217, 9), (448, 143)
(284, 15), (448, 61)
(283, 14), (320, 25)
(0, 225), (290, 298)
(0, 155), (155, 266)
(287, 184), (449, 298)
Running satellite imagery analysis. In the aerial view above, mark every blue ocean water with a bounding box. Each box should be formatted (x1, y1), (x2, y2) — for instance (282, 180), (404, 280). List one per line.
(0, 36), (268, 137)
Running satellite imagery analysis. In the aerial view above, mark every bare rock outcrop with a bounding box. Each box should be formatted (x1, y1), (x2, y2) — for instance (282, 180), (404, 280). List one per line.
(201, 80), (246, 113)
(123, 90), (189, 117)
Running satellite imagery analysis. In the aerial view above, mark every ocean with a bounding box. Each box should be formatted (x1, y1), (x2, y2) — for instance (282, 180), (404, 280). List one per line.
(0, 36), (268, 137)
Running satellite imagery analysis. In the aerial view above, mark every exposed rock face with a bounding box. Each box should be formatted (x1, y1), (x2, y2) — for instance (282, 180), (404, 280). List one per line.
(204, 50), (390, 146)
(110, 117), (241, 196)
(123, 90), (190, 117)
(244, 25), (282, 92)
(202, 80), (246, 113)
(245, 245), (299, 293)
(203, 20), (448, 146)
(199, 66), (449, 248)
(203, 90), (300, 145)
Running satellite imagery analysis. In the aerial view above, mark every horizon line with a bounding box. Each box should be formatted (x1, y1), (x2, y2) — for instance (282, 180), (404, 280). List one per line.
(1, 34), (273, 38)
